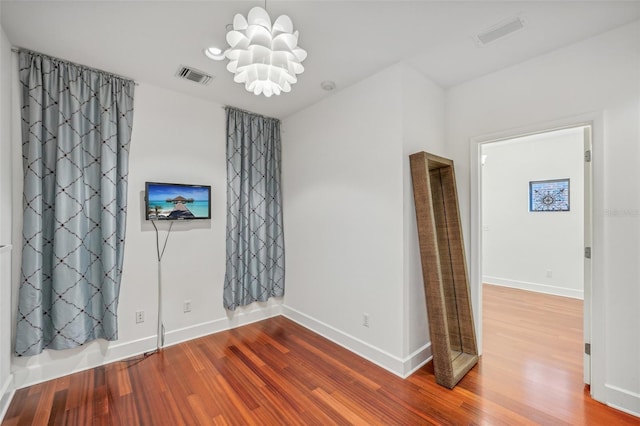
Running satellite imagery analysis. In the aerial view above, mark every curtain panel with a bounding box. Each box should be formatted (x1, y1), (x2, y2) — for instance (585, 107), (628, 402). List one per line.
(224, 107), (285, 310)
(15, 51), (135, 356)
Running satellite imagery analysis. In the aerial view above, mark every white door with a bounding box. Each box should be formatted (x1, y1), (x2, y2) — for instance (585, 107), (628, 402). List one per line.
(583, 125), (593, 384)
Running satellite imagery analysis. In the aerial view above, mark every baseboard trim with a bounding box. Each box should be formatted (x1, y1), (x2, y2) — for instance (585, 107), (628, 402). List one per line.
(606, 384), (640, 418)
(12, 304), (284, 390)
(163, 304), (283, 348)
(483, 277), (583, 300)
(11, 303), (432, 394)
(282, 305), (431, 378)
(12, 335), (157, 390)
(0, 374), (14, 423)
(402, 345), (433, 378)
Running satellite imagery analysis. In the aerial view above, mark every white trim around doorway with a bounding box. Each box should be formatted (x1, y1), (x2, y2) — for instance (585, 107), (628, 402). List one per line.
(469, 111), (604, 402)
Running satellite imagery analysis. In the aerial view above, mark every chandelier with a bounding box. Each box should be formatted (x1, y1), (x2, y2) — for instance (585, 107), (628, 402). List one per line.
(225, 6), (307, 97)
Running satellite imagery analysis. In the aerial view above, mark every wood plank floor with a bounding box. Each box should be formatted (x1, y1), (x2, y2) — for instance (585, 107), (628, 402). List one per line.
(3, 284), (639, 425)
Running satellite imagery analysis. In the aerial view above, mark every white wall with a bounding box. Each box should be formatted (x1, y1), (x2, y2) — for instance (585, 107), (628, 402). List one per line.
(282, 64), (406, 371)
(482, 128), (584, 299)
(282, 63), (445, 375)
(0, 16), (14, 420)
(448, 20), (640, 415)
(9, 82), (281, 389)
(401, 65), (446, 367)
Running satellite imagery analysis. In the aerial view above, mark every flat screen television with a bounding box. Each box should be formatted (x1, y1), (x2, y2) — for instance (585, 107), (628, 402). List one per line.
(145, 182), (211, 220)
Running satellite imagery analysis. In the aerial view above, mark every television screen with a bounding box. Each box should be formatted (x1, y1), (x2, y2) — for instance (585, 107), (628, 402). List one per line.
(145, 182), (211, 220)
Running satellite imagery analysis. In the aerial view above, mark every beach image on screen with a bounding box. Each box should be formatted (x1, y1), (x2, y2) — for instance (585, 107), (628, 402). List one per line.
(147, 183), (210, 220)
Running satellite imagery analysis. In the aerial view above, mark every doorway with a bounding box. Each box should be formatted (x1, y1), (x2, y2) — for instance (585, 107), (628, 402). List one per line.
(475, 124), (592, 384)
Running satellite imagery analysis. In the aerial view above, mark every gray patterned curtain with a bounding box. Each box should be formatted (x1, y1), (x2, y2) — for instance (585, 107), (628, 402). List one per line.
(15, 51), (135, 356)
(224, 107), (285, 310)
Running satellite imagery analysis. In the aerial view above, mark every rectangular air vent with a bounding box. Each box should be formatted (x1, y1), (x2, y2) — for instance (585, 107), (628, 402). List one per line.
(175, 66), (213, 85)
(475, 17), (525, 46)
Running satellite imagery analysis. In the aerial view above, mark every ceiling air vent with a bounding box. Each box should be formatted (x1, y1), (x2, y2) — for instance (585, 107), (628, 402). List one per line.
(175, 66), (213, 85)
(475, 16), (525, 46)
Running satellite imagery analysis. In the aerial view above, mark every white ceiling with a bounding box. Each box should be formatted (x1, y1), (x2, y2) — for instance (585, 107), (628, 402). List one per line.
(2, 1), (639, 119)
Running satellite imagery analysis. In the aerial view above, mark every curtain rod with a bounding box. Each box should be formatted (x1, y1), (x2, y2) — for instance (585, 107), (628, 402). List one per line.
(11, 47), (139, 86)
(222, 105), (279, 121)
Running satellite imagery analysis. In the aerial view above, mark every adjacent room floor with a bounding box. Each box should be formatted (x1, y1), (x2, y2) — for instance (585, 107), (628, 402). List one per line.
(3, 284), (638, 425)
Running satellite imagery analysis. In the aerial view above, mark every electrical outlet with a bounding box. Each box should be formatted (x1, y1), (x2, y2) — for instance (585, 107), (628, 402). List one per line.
(135, 310), (144, 324)
(546, 270), (553, 278)
(183, 300), (192, 313)
(362, 313), (370, 328)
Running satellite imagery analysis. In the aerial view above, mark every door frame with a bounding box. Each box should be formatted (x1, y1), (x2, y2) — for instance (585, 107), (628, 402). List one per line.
(469, 112), (604, 399)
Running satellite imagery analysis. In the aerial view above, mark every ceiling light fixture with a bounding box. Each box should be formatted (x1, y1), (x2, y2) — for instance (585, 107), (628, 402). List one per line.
(225, 6), (307, 97)
(204, 47), (225, 61)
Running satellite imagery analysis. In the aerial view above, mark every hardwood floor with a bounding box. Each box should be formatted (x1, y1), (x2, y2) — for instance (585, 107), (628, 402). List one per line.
(3, 284), (639, 425)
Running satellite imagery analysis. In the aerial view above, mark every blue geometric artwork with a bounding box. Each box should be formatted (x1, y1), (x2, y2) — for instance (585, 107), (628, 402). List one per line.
(529, 179), (570, 212)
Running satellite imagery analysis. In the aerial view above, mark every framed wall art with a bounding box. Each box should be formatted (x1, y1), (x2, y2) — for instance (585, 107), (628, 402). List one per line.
(529, 178), (570, 212)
